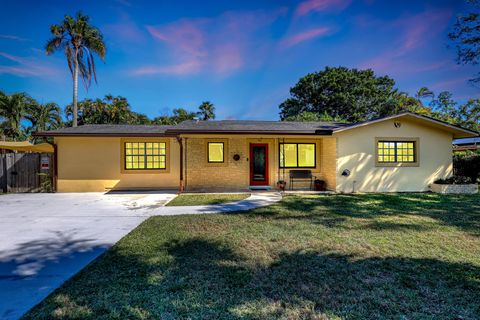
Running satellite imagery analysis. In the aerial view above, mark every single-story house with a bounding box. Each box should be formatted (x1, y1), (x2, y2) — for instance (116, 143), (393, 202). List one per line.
(453, 137), (480, 151)
(35, 112), (478, 193)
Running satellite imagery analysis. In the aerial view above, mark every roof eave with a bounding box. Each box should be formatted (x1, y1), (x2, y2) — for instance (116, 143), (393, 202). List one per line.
(332, 112), (479, 138)
(167, 129), (333, 135)
(33, 132), (175, 137)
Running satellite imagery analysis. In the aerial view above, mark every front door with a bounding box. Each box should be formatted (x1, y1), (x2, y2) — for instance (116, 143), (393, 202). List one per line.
(249, 144), (269, 185)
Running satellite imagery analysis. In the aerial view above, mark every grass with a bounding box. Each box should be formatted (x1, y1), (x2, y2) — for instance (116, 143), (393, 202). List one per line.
(23, 193), (480, 319)
(166, 193), (250, 206)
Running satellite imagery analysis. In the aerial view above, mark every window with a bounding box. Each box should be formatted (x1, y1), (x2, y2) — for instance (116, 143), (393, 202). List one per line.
(377, 141), (416, 163)
(124, 142), (166, 170)
(279, 143), (316, 168)
(208, 142), (224, 163)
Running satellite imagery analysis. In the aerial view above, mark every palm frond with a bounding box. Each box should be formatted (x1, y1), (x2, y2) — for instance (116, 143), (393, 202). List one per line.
(90, 51), (97, 83)
(64, 45), (75, 77)
(45, 37), (64, 55)
(77, 57), (90, 91)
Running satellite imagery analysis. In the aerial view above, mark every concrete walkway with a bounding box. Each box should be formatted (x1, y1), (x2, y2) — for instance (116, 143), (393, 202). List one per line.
(0, 191), (281, 320)
(152, 192), (282, 215)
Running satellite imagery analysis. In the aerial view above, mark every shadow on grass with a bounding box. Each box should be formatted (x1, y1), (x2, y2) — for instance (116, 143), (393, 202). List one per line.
(244, 193), (480, 235)
(24, 238), (480, 319)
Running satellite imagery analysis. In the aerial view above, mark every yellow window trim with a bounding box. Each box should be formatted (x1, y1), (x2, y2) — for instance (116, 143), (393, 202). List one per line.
(208, 142), (225, 163)
(205, 138), (229, 167)
(120, 138), (171, 174)
(375, 137), (420, 167)
(275, 138), (322, 173)
(279, 142), (316, 168)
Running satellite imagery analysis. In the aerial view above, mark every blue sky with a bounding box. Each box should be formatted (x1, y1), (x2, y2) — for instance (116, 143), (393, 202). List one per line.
(0, 0), (478, 120)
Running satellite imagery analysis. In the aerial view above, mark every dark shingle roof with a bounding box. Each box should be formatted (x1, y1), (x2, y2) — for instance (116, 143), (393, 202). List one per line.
(37, 124), (175, 136)
(35, 120), (350, 136)
(33, 112), (479, 138)
(168, 120), (350, 134)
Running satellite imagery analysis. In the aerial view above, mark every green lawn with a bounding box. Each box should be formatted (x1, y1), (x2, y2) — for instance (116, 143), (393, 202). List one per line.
(24, 193), (480, 319)
(166, 193), (250, 206)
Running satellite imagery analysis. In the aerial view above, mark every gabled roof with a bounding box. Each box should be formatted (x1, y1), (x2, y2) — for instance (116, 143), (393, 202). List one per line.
(37, 124), (176, 137)
(167, 120), (350, 135)
(332, 112), (478, 138)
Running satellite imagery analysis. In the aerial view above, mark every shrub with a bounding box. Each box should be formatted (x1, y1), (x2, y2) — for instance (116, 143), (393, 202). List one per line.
(453, 151), (480, 182)
(434, 175), (473, 184)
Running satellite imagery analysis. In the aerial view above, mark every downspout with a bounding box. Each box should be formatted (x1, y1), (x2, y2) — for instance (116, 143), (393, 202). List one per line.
(277, 138), (280, 183)
(282, 138), (286, 182)
(176, 136), (184, 193)
(185, 137), (188, 191)
(53, 143), (58, 192)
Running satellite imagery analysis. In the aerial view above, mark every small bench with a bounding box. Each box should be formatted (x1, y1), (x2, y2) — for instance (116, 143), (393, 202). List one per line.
(289, 170), (316, 190)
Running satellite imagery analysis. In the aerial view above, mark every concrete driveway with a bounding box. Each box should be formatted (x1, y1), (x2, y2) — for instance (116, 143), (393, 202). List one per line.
(0, 192), (176, 320)
(0, 191), (282, 319)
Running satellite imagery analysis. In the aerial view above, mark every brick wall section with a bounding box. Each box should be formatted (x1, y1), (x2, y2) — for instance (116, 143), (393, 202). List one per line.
(321, 137), (337, 190)
(275, 137), (336, 190)
(185, 137), (249, 191)
(184, 135), (337, 192)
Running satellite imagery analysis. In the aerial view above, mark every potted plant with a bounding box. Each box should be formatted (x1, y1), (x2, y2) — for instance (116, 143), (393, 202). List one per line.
(431, 176), (478, 194)
(277, 180), (287, 191)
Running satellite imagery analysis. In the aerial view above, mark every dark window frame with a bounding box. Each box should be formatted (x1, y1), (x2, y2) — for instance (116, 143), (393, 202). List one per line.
(124, 142), (167, 170)
(279, 142), (316, 169)
(207, 142), (225, 163)
(377, 141), (416, 163)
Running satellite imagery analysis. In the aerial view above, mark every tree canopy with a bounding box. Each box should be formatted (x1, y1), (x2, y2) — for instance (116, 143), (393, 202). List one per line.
(198, 101), (216, 120)
(0, 90), (63, 141)
(279, 67), (406, 122)
(279, 67), (479, 132)
(152, 108), (198, 125)
(430, 91), (480, 132)
(449, 1), (480, 83)
(65, 95), (148, 126)
(284, 111), (348, 122)
(0, 91), (217, 141)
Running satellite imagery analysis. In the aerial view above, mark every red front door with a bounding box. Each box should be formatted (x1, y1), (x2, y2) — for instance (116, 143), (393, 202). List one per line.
(249, 144), (269, 185)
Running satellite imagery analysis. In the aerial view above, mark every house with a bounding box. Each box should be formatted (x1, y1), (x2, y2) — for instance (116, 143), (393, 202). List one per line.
(35, 112), (478, 193)
(453, 137), (480, 152)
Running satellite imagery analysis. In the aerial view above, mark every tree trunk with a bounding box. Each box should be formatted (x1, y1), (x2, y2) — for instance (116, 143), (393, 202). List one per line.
(73, 54), (79, 127)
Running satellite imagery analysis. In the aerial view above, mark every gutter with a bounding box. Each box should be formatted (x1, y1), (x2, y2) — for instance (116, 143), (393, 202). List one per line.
(32, 132), (177, 137)
(165, 130), (334, 135)
(33, 131), (334, 137)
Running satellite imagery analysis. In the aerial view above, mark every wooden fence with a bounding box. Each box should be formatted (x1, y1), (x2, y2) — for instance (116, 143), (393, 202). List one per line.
(0, 153), (54, 193)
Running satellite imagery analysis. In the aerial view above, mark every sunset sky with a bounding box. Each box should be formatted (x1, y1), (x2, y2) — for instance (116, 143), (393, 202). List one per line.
(0, 0), (478, 120)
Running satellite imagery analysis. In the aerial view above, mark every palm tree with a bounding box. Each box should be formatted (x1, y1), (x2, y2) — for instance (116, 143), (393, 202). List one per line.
(0, 92), (31, 140)
(198, 101), (216, 120)
(26, 102), (63, 133)
(173, 108), (197, 123)
(415, 87), (434, 100)
(46, 12), (106, 127)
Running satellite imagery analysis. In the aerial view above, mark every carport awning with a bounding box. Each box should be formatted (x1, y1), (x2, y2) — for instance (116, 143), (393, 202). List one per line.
(0, 141), (54, 153)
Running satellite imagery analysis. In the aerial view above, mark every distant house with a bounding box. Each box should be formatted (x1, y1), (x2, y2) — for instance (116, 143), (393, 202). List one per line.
(36, 112), (478, 193)
(453, 137), (480, 152)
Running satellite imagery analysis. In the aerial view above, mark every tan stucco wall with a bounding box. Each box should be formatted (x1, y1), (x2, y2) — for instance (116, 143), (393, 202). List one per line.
(55, 137), (180, 192)
(335, 118), (453, 193)
(183, 135), (336, 191)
